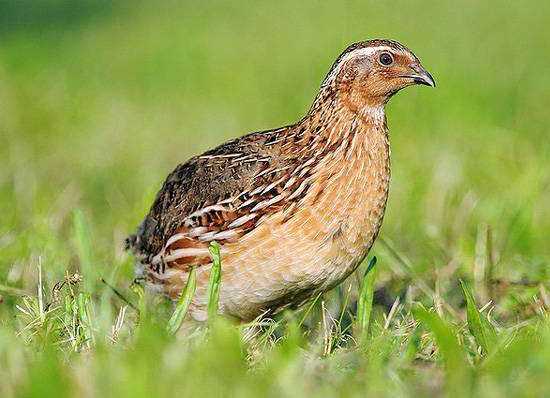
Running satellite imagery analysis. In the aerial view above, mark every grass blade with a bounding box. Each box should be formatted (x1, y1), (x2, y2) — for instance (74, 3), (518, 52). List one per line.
(72, 209), (95, 292)
(356, 256), (377, 338)
(0, 284), (29, 296)
(167, 267), (197, 335)
(298, 292), (323, 328)
(207, 242), (222, 321)
(77, 292), (94, 347)
(459, 279), (497, 356)
(413, 305), (471, 395)
(100, 278), (137, 311)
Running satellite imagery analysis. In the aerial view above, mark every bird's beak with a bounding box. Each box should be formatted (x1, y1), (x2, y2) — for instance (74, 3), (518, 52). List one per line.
(408, 64), (436, 87)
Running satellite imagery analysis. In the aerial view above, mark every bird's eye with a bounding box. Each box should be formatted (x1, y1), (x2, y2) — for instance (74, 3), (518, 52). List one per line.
(379, 52), (393, 66)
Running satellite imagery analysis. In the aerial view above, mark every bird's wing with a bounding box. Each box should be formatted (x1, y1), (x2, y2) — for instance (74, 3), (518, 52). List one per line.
(126, 129), (314, 274)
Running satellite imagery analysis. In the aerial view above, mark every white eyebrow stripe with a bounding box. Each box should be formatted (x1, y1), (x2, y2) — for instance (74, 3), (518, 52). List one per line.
(339, 46), (398, 63)
(323, 45), (403, 85)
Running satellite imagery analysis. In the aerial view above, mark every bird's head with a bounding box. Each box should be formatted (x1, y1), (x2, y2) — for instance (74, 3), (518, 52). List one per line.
(319, 39), (435, 117)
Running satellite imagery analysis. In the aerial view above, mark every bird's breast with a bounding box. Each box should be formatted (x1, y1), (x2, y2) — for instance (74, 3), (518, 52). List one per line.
(303, 126), (391, 269)
(210, 126), (391, 320)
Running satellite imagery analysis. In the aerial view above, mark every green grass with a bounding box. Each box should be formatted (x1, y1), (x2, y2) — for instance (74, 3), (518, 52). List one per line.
(1, 1), (549, 396)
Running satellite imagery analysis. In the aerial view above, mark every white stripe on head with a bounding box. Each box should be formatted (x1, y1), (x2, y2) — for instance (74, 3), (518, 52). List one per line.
(322, 45), (406, 87)
(342, 45), (399, 60)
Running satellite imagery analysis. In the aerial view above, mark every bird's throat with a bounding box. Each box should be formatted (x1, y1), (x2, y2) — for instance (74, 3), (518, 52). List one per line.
(295, 97), (389, 159)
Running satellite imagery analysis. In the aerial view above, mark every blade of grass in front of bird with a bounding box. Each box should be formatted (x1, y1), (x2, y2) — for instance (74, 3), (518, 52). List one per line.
(338, 283), (353, 326)
(298, 292), (323, 328)
(167, 266), (197, 335)
(207, 242), (222, 321)
(413, 305), (472, 395)
(100, 278), (137, 311)
(357, 256), (377, 339)
(459, 279), (497, 356)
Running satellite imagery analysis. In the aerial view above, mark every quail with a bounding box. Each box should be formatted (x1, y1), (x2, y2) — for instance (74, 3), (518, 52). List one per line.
(127, 39), (435, 322)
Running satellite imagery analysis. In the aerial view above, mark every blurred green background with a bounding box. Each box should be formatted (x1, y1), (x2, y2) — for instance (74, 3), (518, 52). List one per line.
(1, 1), (549, 396)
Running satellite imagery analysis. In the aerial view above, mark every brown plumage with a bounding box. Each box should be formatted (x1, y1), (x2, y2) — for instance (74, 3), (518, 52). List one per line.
(126, 39), (435, 322)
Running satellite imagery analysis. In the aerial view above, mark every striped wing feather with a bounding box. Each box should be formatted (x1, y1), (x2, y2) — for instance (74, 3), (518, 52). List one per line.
(127, 128), (316, 273)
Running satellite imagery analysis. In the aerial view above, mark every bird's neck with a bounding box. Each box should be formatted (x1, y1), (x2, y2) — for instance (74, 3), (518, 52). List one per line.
(310, 84), (387, 124)
(295, 93), (389, 154)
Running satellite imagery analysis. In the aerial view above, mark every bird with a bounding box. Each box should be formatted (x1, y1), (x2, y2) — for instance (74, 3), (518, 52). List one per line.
(126, 39), (435, 323)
